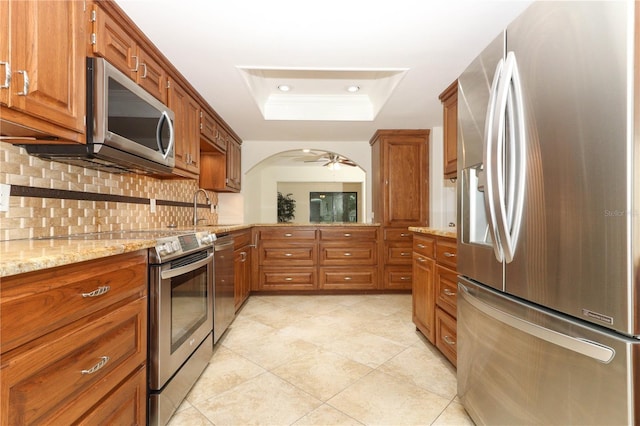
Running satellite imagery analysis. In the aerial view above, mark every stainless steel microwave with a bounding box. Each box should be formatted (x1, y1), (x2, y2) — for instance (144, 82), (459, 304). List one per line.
(25, 57), (175, 174)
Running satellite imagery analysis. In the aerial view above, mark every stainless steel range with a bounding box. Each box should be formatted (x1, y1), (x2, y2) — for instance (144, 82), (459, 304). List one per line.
(147, 230), (216, 426)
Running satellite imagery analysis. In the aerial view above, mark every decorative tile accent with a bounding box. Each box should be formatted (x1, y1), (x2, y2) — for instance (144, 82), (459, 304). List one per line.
(0, 142), (218, 240)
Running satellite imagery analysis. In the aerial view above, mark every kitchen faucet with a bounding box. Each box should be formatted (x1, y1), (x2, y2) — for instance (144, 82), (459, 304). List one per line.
(193, 188), (211, 227)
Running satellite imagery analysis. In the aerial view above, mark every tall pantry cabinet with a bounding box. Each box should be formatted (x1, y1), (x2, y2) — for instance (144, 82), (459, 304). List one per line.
(370, 129), (430, 290)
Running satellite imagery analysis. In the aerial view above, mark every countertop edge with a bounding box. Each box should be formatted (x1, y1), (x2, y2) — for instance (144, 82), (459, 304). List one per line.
(408, 227), (457, 239)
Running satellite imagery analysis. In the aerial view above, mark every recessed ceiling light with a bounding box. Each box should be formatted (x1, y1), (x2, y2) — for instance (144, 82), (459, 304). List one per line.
(277, 84), (291, 92)
(346, 85), (360, 93)
(302, 148), (311, 153)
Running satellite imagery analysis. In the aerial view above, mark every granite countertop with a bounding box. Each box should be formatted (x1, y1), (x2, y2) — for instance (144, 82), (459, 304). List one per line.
(408, 226), (457, 239)
(0, 238), (157, 278)
(0, 223), (381, 278)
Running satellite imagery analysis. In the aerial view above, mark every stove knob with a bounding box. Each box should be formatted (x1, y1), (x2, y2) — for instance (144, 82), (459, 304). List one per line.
(201, 233), (215, 245)
(158, 242), (173, 255)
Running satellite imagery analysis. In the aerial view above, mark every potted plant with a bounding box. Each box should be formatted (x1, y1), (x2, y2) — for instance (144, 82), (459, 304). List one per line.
(277, 192), (296, 223)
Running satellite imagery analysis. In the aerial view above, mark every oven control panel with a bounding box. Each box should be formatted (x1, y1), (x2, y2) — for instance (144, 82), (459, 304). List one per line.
(152, 231), (217, 263)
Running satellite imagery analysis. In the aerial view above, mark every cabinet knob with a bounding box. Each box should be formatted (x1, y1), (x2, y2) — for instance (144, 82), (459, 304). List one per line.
(284, 277), (293, 281)
(417, 244), (426, 249)
(444, 252), (456, 258)
(0, 61), (10, 89)
(400, 252), (410, 256)
(344, 252), (352, 256)
(344, 277), (352, 281)
(443, 289), (456, 297)
(82, 285), (110, 298)
(443, 336), (456, 346)
(343, 233), (352, 237)
(284, 233), (293, 237)
(284, 253), (293, 257)
(81, 356), (110, 375)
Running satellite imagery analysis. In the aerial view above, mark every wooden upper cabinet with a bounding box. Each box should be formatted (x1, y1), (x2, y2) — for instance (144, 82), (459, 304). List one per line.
(200, 133), (242, 193)
(91, 5), (167, 103)
(370, 129), (429, 227)
(200, 110), (227, 153)
(168, 78), (200, 177)
(439, 80), (458, 179)
(0, 0), (85, 142)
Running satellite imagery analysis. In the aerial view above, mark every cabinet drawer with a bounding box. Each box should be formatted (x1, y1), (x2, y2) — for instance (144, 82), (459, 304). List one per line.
(259, 243), (316, 266)
(1, 250), (147, 353)
(232, 229), (252, 249)
(386, 242), (413, 264)
(258, 267), (317, 290)
(319, 243), (377, 265)
(319, 227), (378, 241)
(436, 265), (458, 318)
(436, 238), (457, 269)
(384, 228), (413, 241)
(435, 307), (457, 367)
(384, 266), (412, 290)
(413, 234), (435, 258)
(76, 365), (146, 426)
(1, 298), (147, 425)
(259, 228), (316, 240)
(319, 267), (378, 290)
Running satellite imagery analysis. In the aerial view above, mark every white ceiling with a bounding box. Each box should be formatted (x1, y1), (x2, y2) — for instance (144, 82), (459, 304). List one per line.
(114, 0), (532, 143)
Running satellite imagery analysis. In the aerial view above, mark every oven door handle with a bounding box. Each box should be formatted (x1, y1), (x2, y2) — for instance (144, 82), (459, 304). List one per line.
(161, 253), (214, 280)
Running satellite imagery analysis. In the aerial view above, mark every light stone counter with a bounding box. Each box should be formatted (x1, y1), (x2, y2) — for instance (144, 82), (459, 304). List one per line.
(0, 238), (156, 278)
(408, 226), (457, 239)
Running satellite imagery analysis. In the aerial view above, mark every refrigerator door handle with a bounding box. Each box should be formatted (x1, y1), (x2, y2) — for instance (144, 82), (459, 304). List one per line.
(483, 58), (505, 262)
(459, 283), (616, 363)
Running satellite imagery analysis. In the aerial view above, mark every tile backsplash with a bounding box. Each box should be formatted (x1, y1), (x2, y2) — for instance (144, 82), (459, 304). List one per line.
(0, 142), (218, 240)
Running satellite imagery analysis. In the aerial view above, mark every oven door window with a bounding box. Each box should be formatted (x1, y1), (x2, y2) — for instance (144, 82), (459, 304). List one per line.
(171, 264), (208, 352)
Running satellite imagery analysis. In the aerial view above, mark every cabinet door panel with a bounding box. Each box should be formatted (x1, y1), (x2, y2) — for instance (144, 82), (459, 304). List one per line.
(259, 267), (316, 290)
(136, 49), (166, 103)
(413, 254), (435, 342)
(435, 307), (457, 366)
(9, 0), (85, 132)
(92, 6), (137, 79)
(319, 267), (378, 290)
(0, 0), (9, 107)
(1, 299), (146, 425)
(319, 243), (376, 265)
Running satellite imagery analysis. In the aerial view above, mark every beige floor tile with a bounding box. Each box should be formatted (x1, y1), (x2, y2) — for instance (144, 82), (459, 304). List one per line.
(166, 405), (213, 426)
(272, 349), (373, 401)
(292, 404), (364, 426)
(194, 372), (322, 426)
(327, 370), (451, 426)
(431, 400), (475, 426)
(378, 345), (457, 400)
(186, 346), (266, 405)
(319, 329), (408, 368)
(223, 327), (321, 370)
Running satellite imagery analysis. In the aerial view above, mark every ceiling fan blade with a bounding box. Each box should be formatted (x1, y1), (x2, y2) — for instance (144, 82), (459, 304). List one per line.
(338, 159), (357, 167)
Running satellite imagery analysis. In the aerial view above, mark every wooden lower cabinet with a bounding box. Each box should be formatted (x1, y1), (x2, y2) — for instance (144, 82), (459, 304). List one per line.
(233, 229), (253, 311)
(412, 232), (458, 366)
(254, 225), (382, 292)
(0, 251), (148, 425)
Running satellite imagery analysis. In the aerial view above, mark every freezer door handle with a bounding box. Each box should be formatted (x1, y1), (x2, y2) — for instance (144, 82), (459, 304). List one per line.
(459, 283), (615, 363)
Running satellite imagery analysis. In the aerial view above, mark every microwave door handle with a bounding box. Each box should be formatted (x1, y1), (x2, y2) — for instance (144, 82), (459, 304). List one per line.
(157, 110), (174, 160)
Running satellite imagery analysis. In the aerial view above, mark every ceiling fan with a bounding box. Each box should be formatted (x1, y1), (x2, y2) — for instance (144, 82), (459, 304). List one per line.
(299, 151), (356, 169)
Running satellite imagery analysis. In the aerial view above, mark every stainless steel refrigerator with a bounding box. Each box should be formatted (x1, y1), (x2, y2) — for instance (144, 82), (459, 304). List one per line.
(456, 1), (639, 424)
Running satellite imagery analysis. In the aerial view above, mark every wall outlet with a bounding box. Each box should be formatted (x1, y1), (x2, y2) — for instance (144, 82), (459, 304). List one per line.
(0, 183), (10, 212)
(150, 198), (156, 213)
(210, 203), (216, 213)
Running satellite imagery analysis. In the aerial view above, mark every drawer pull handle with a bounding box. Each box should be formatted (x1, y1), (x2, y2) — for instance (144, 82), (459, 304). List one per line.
(443, 289), (456, 297)
(344, 252), (352, 256)
(284, 253), (293, 257)
(82, 285), (110, 298)
(284, 277), (293, 281)
(344, 277), (352, 281)
(417, 257), (426, 263)
(444, 252), (457, 258)
(344, 233), (352, 237)
(443, 336), (456, 346)
(0, 61), (10, 89)
(400, 233), (410, 237)
(284, 233), (293, 237)
(417, 244), (426, 249)
(81, 356), (110, 375)
(16, 70), (29, 95)
(400, 252), (410, 256)
(400, 276), (410, 281)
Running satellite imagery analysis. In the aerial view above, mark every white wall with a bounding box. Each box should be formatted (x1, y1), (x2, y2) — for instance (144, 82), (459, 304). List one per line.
(429, 126), (457, 229)
(241, 140), (371, 223)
